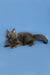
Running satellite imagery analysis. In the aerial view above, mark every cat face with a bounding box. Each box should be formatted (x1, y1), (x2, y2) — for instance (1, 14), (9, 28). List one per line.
(6, 28), (17, 41)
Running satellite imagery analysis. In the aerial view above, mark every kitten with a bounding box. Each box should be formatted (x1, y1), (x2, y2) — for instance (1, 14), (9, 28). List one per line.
(4, 28), (48, 48)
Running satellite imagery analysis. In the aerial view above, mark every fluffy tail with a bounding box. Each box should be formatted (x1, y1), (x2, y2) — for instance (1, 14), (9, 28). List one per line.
(33, 34), (48, 44)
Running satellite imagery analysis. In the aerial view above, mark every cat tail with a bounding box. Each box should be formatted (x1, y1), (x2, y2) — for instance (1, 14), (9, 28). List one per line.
(33, 34), (48, 44)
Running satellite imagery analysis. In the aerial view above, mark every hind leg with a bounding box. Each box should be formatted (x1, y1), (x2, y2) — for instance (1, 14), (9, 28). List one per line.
(27, 40), (35, 47)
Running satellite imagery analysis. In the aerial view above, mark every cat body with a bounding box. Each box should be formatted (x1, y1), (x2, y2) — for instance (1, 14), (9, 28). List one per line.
(4, 29), (48, 48)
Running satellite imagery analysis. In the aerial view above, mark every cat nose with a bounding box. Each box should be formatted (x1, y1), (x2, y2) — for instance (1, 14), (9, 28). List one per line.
(10, 35), (12, 37)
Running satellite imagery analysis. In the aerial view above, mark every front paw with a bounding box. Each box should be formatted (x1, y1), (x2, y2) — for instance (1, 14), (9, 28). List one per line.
(4, 44), (9, 47)
(4, 45), (6, 47)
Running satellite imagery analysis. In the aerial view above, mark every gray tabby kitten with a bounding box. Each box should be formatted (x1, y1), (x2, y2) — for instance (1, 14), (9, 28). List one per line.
(4, 28), (48, 48)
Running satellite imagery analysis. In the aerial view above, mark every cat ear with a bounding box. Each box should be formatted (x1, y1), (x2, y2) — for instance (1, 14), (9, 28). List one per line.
(6, 29), (9, 33)
(12, 28), (16, 33)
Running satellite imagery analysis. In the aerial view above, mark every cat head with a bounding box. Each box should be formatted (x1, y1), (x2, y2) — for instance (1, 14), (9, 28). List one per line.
(6, 28), (17, 41)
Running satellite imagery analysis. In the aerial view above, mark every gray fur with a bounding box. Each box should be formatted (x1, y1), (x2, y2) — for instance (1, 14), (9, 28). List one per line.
(4, 29), (48, 48)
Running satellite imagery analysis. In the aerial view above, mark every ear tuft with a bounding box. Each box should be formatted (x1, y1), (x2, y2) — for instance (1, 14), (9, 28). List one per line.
(12, 28), (16, 33)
